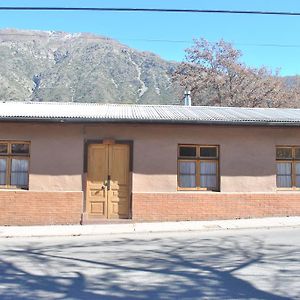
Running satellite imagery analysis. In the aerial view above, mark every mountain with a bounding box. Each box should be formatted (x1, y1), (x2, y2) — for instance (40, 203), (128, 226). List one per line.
(0, 29), (182, 104)
(283, 75), (300, 88)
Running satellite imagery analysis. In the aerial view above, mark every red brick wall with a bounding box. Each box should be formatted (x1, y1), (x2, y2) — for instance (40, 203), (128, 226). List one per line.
(2, 191), (299, 225)
(132, 193), (300, 221)
(0, 191), (83, 225)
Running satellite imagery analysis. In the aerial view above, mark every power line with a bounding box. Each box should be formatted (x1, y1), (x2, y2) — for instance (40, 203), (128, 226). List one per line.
(0, 7), (300, 16)
(120, 40), (300, 48)
(237, 43), (300, 49)
(0, 30), (300, 48)
(1, 32), (300, 49)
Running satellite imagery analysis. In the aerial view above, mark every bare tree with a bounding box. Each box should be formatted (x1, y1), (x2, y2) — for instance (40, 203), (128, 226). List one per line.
(173, 38), (299, 107)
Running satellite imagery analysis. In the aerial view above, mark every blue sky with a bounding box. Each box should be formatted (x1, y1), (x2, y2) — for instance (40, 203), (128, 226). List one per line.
(0, 0), (300, 75)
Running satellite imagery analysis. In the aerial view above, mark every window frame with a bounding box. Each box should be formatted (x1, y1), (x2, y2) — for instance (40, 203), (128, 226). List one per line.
(0, 141), (30, 190)
(177, 144), (220, 191)
(276, 145), (300, 191)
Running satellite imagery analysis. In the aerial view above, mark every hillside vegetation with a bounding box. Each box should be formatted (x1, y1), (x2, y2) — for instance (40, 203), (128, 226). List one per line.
(0, 29), (181, 104)
(0, 29), (299, 107)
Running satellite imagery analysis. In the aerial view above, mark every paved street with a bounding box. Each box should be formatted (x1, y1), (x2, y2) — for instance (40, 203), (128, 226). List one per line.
(0, 227), (299, 299)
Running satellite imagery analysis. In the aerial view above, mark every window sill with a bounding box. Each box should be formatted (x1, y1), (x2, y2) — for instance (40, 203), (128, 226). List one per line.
(276, 188), (300, 191)
(0, 187), (29, 191)
(177, 187), (219, 192)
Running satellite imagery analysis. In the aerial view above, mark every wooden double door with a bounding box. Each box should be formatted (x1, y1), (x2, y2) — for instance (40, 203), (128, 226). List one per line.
(86, 143), (130, 219)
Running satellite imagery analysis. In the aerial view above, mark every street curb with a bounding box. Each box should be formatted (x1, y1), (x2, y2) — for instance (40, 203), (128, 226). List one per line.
(0, 216), (300, 238)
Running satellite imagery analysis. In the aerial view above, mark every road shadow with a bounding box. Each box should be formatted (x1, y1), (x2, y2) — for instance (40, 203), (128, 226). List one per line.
(0, 231), (299, 299)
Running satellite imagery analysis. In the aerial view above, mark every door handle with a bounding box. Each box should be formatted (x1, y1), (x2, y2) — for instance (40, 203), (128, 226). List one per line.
(107, 175), (111, 191)
(101, 185), (106, 190)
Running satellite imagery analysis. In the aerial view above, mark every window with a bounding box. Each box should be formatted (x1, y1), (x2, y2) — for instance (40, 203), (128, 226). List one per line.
(276, 146), (300, 189)
(0, 141), (30, 189)
(178, 145), (219, 191)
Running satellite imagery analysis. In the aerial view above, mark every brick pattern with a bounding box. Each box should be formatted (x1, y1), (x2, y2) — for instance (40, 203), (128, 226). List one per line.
(132, 193), (300, 221)
(0, 191), (83, 225)
(2, 191), (300, 225)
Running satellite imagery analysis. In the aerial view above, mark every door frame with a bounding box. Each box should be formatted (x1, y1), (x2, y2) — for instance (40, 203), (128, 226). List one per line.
(83, 139), (134, 219)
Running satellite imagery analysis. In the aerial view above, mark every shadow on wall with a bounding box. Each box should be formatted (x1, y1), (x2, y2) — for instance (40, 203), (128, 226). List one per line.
(25, 122), (279, 178)
(0, 233), (298, 299)
(131, 125), (277, 177)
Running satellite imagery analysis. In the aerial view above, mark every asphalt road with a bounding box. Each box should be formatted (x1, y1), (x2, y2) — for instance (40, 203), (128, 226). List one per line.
(0, 227), (299, 299)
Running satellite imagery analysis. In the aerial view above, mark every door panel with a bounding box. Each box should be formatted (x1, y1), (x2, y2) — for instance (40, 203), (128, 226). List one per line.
(108, 144), (130, 219)
(86, 143), (130, 219)
(87, 144), (109, 218)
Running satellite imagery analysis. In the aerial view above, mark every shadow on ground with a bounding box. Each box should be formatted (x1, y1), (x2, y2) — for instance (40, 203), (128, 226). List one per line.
(0, 230), (299, 299)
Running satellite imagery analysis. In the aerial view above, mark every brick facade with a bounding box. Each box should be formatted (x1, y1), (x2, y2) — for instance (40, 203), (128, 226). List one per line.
(0, 191), (83, 226)
(132, 193), (300, 221)
(1, 191), (300, 225)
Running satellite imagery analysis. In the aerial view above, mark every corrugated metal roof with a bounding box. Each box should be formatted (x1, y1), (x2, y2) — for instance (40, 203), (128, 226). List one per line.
(1, 101), (300, 126)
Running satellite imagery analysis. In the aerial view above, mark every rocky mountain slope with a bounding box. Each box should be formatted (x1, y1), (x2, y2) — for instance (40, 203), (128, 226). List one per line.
(0, 29), (181, 104)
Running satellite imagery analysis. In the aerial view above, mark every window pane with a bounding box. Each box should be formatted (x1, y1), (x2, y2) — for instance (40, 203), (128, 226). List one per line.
(277, 162), (292, 175)
(179, 175), (196, 188)
(11, 143), (29, 154)
(179, 161), (196, 174)
(200, 161), (217, 189)
(277, 175), (292, 188)
(179, 161), (196, 188)
(200, 147), (217, 158)
(296, 163), (300, 175)
(296, 176), (300, 188)
(0, 144), (8, 154)
(200, 175), (217, 189)
(11, 159), (29, 187)
(0, 159), (6, 185)
(295, 163), (300, 187)
(277, 162), (292, 188)
(179, 146), (196, 157)
(276, 148), (292, 159)
(0, 159), (6, 172)
(296, 148), (300, 160)
(200, 161), (217, 174)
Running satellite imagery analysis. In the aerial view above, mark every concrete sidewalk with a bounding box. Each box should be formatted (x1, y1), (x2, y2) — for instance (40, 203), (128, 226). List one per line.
(0, 216), (300, 238)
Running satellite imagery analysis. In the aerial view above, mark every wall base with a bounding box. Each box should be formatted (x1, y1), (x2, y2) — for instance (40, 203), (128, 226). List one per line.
(0, 191), (83, 226)
(132, 193), (300, 221)
(2, 191), (300, 225)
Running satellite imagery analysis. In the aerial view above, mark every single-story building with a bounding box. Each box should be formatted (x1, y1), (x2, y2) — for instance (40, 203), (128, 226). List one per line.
(0, 101), (300, 225)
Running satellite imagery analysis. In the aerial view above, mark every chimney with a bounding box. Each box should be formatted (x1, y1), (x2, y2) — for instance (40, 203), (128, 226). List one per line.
(184, 90), (192, 106)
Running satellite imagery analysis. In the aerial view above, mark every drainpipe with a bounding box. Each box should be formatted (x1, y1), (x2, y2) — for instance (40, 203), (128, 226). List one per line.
(184, 90), (192, 106)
